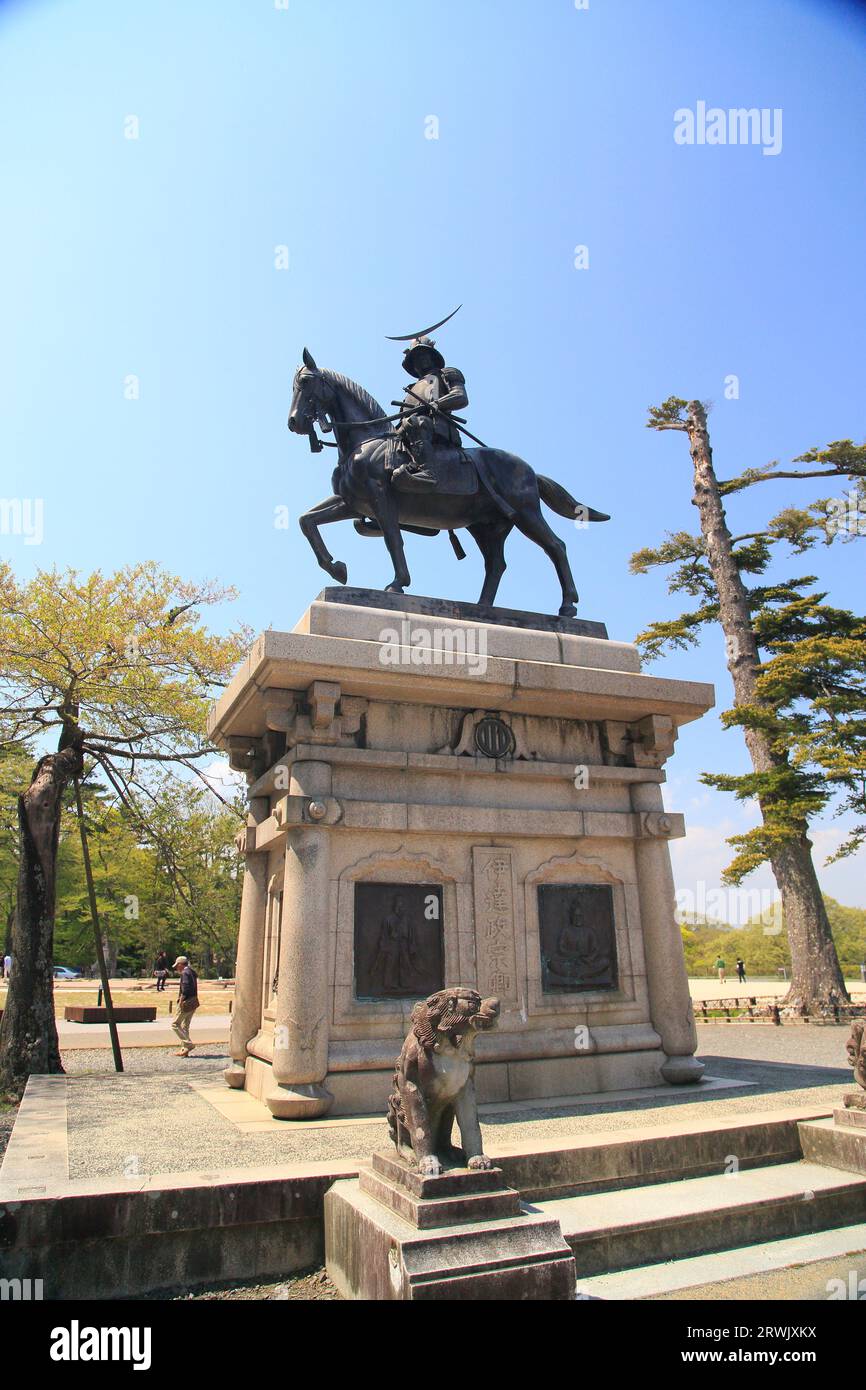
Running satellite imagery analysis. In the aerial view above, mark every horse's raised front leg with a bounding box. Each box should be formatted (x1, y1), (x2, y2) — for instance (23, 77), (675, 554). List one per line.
(370, 483), (411, 593)
(298, 494), (354, 585)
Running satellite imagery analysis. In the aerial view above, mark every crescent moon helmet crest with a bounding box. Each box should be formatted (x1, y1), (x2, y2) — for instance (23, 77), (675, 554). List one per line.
(385, 304), (462, 342)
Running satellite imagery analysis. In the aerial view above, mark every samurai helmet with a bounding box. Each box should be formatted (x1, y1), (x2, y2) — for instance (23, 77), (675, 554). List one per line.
(387, 305), (461, 378)
(401, 336), (445, 377)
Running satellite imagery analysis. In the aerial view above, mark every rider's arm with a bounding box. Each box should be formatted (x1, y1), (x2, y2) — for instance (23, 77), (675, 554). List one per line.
(438, 367), (468, 414)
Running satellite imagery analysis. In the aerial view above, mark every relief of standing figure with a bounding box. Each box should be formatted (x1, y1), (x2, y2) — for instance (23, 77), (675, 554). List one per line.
(371, 894), (420, 995)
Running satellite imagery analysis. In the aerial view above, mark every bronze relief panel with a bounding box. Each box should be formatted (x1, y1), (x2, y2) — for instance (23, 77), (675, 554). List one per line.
(354, 882), (444, 1000)
(538, 884), (618, 993)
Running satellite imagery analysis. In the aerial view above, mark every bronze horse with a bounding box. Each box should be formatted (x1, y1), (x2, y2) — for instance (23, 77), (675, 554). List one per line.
(288, 350), (609, 617)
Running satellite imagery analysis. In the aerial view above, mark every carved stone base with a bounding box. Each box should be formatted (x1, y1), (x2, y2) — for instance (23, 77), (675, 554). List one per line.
(843, 1091), (866, 1112)
(266, 1081), (333, 1120)
(212, 595), (713, 1119)
(223, 1061), (246, 1089)
(325, 1150), (576, 1300)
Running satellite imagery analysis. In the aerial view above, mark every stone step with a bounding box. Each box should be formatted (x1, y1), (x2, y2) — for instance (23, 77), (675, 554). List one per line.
(574, 1222), (866, 1300)
(534, 1160), (866, 1276)
(800, 1116), (866, 1177)
(493, 1106), (829, 1201)
(358, 1168), (522, 1229)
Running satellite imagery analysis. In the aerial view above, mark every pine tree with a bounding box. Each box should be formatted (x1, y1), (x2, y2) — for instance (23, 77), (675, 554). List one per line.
(633, 400), (865, 1009)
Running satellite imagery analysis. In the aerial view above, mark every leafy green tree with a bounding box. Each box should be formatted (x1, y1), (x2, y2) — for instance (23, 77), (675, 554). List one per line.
(118, 775), (245, 971)
(680, 897), (865, 981)
(0, 563), (249, 1096)
(634, 401), (865, 1009)
(824, 897), (866, 977)
(680, 919), (791, 980)
(49, 778), (244, 977)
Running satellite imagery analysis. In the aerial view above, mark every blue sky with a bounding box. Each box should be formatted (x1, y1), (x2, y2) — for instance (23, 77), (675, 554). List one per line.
(1, 0), (864, 912)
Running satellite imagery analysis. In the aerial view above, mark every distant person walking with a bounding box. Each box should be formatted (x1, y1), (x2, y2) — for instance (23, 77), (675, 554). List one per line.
(736, 957), (747, 984)
(860, 961), (866, 985)
(715, 955), (726, 984)
(153, 950), (169, 993)
(171, 955), (199, 1056)
(3, 953), (11, 980)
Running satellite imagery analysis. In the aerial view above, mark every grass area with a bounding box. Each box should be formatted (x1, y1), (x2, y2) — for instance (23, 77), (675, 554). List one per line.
(695, 1007), (755, 1019)
(0, 980), (235, 1017)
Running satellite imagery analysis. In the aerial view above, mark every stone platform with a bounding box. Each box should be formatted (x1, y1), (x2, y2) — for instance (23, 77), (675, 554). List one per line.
(315, 586), (610, 638)
(325, 1150), (576, 1299)
(209, 592), (714, 1119)
(5, 1064), (857, 1299)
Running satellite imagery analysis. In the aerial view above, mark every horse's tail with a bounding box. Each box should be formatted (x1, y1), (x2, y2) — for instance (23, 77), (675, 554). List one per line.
(538, 474), (610, 523)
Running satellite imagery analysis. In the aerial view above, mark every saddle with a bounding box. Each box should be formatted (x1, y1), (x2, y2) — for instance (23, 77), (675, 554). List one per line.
(389, 442), (479, 497)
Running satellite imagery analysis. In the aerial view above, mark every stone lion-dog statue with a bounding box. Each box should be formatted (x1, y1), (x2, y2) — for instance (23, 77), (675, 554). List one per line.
(387, 987), (500, 1176)
(845, 1018), (866, 1108)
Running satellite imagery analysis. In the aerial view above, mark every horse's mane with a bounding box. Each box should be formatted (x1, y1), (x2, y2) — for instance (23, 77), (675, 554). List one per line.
(320, 369), (385, 421)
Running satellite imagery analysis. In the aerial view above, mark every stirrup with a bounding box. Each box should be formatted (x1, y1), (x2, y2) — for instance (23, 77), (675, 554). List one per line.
(392, 466), (437, 493)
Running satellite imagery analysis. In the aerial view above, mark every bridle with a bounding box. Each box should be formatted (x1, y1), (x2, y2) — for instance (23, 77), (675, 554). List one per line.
(292, 368), (424, 453)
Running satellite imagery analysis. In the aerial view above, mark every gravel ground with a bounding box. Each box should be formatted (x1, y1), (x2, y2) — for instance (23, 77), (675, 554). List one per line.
(147, 1268), (340, 1301)
(190, 1270), (337, 1300)
(64, 1044), (233, 1077)
(56, 1026), (857, 1180)
(64, 1046), (386, 1175)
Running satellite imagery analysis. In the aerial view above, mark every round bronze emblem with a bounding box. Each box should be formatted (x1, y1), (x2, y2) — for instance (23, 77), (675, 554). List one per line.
(474, 716), (515, 759)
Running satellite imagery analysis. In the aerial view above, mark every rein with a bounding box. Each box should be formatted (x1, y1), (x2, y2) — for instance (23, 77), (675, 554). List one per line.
(325, 404), (423, 428)
(305, 401), (426, 452)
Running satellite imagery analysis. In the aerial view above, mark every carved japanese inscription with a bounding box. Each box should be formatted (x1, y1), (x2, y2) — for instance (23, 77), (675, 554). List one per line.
(472, 847), (519, 1004)
(354, 883), (444, 1000)
(538, 884), (618, 993)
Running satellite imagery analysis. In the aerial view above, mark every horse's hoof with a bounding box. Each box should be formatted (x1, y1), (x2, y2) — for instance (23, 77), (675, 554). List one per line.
(559, 602), (577, 618)
(384, 583), (405, 595)
(330, 562), (348, 585)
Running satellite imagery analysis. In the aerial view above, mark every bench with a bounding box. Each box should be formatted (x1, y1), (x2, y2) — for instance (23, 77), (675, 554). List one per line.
(63, 1006), (157, 1024)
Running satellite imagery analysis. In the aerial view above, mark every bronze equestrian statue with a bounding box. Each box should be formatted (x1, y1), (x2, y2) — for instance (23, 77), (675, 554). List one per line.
(288, 315), (609, 617)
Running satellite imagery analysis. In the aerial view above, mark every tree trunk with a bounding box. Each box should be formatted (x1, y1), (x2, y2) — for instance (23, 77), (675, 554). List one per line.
(685, 401), (848, 1010)
(0, 743), (83, 1097)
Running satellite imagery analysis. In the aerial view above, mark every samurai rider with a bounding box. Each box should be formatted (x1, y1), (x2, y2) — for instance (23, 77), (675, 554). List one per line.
(390, 331), (469, 492)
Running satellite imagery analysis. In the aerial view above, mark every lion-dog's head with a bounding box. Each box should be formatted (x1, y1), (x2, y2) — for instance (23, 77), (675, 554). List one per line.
(847, 1018), (866, 1091)
(411, 988), (501, 1055)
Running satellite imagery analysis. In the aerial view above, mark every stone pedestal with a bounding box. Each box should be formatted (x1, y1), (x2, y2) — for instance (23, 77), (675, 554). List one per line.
(208, 589), (714, 1117)
(324, 1151), (576, 1300)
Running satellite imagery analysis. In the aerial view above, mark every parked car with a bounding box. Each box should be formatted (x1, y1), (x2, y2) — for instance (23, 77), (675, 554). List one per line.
(53, 966), (82, 980)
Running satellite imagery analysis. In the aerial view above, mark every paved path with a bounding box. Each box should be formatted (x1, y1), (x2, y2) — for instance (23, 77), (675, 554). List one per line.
(688, 976), (865, 1001)
(56, 1015), (231, 1049)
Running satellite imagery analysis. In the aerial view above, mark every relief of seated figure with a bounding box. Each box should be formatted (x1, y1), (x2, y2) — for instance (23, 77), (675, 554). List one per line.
(546, 898), (611, 983)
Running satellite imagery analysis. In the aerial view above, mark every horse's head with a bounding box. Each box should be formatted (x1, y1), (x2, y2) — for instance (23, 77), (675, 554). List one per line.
(288, 347), (331, 437)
